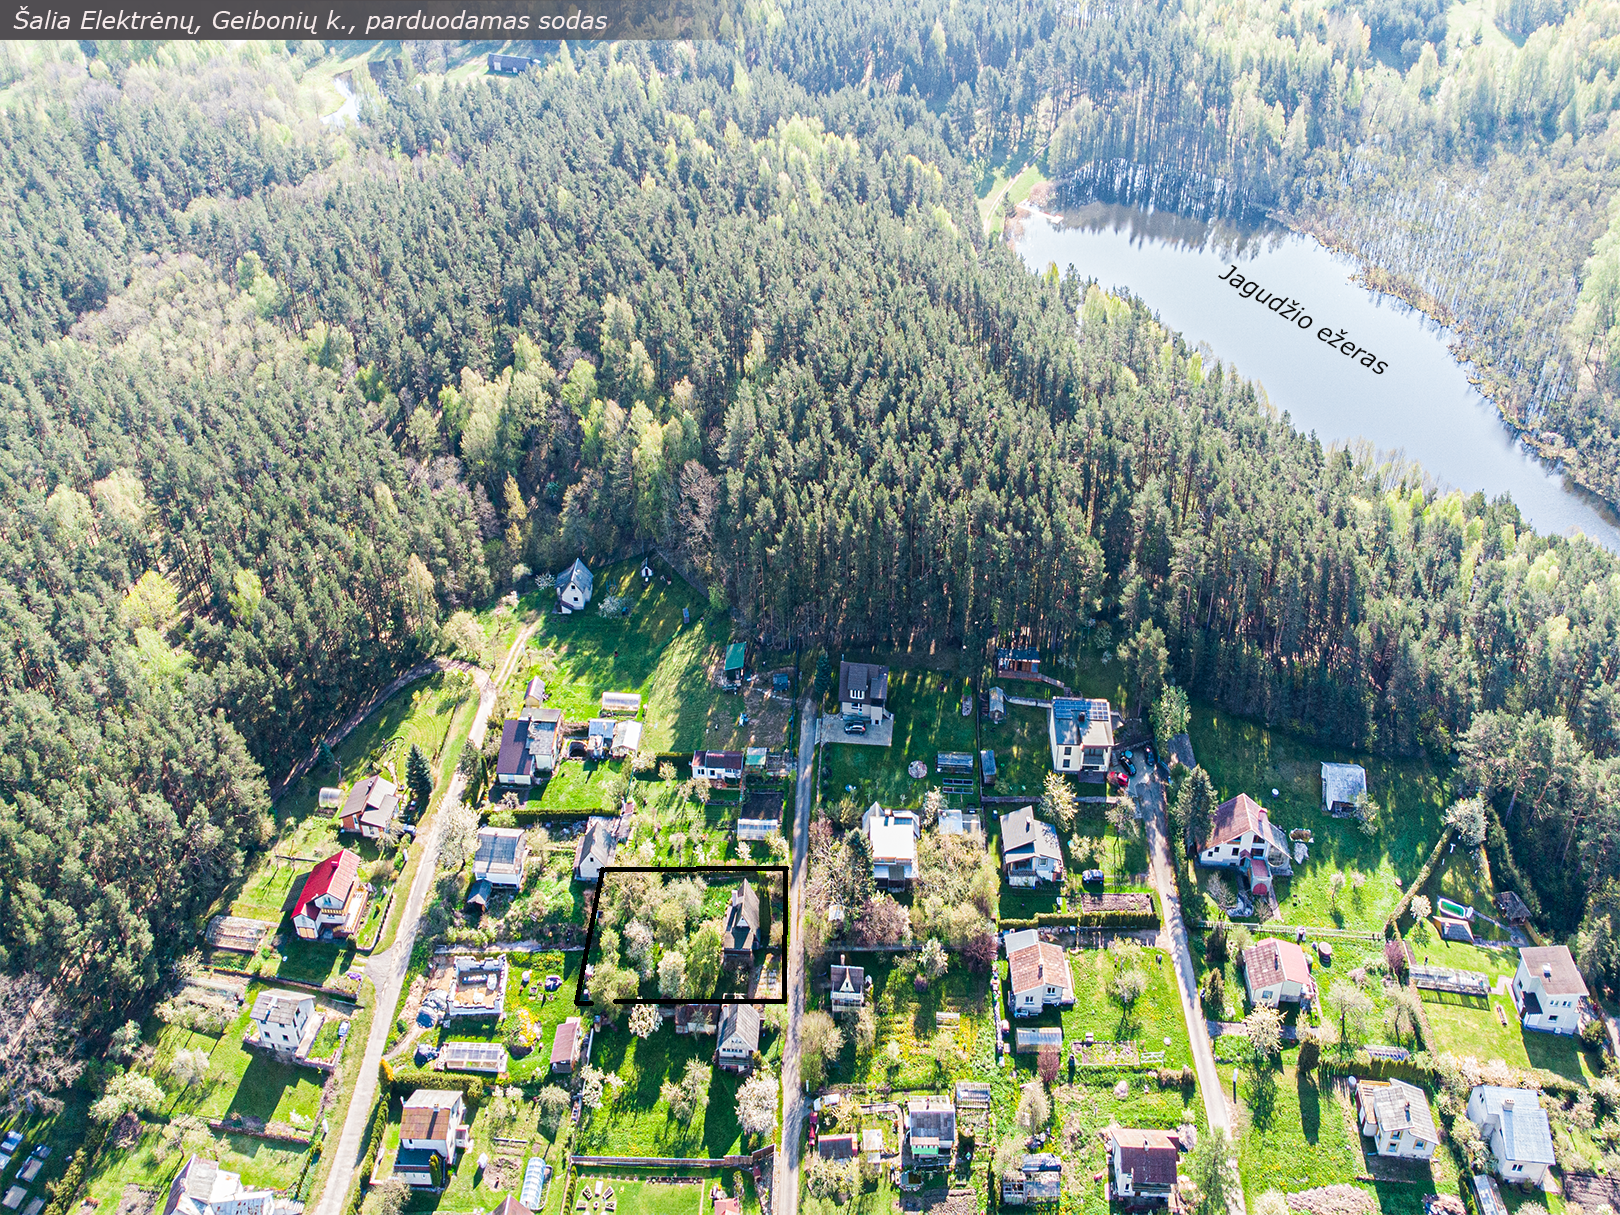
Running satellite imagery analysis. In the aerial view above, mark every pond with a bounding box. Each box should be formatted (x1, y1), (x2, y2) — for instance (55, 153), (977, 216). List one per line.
(1015, 201), (1620, 550)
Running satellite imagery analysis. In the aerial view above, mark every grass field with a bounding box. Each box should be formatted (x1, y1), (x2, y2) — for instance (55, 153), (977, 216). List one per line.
(1188, 704), (1456, 931)
(496, 557), (793, 756)
(575, 1178), (707, 1215)
(1040, 945), (1192, 1069)
(1044, 1079), (1204, 1215)
(819, 665), (979, 810)
(575, 1024), (757, 1157)
(826, 957), (991, 1090)
(86, 1122), (309, 1205)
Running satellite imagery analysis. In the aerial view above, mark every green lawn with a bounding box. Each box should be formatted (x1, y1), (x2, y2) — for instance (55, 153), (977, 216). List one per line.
(575, 1024), (759, 1157)
(439, 951), (583, 1083)
(1188, 704), (1456, 931)
(820, 665), (979, 810)
(87, 1123), (309, 1205)
(263, 936), (358, 989)
(572, 1178), (706, 1215)
(826, 957), (990, 1090)
(494, 557), (792, 755)
(980, 705), (1056, 800)
(1043, 1079), (1204, 1215)
(1234, 1063), (1372, 1205)
(1422, 992), (1531, 1064)
(1040, 946), (1192, 1070)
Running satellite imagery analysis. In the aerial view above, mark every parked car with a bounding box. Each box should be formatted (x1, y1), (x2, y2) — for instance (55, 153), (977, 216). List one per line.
(1082, 868), (1105, 884)
(844, 720), (867, 735)
(1119, 754), (1137, 777)
(1142, 744), (1156, 767)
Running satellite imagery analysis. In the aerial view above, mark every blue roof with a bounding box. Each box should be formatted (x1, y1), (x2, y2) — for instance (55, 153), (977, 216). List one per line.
(557, 558), (593, 594)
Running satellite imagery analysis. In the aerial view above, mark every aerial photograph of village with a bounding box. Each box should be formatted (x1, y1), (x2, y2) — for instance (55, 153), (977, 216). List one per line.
(8, 13), (1620, 1215)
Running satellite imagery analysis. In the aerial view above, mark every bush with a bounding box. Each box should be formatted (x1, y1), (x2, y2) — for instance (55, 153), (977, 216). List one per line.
(1582, 1017), (1607, 1050)
(384, 1065), (486, 1105)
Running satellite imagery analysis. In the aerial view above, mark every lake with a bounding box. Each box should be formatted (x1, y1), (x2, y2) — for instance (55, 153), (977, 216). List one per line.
(1015, 201), (1620, 550)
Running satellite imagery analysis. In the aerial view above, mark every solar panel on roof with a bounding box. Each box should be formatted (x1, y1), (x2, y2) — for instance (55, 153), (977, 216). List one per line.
(1087, 699), (1111, 720)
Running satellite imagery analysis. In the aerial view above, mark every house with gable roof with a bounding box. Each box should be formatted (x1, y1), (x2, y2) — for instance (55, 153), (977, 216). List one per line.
(904, 1096), (956, 1167)
(473, 826), (528, 889)
(1196, 793), (1293, 897)
(722, 879), (765, 967)
(716, 1003), (761, 1071)
(1047, 698), (1113, 773)
(1004, 928), (1075, 1015)
(338, 775), (398, 839)
(839, 661), (890, 723)
(1355, 1078), (1437, 1159)
(1241, 937), (1315, 1008)
(392, 1089), (469, 1187)
(556, 559), (593, 612)
(863, 803), (919, 891)
(1467, 1086), (1557, 1184)
(829, 956), (867, 1010)
(999, 806), (1063, 887)
(496, 707), (564, 785)
(573, 816), (617, 883)
(291, 849), (365, 941)
(1512, 945), (1589, 1035)
(162, 1155), (301, 1215)
(1103, 1128), (1180, 1207)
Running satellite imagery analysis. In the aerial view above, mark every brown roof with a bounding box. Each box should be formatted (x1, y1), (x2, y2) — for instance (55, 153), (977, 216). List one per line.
(1243, 938), (1310, 989)
(1110, 1128), (1179, 1188)
(551, 1017), (581, 1065)
(1521, 946), (1589, 996)
(1206, 794), (1265, 849)
(400, 1104), (453, 1142)
(818, 1134), (857, 1160)
(489, 1200), (533, 1215)
(1008, 941), (1070, 996)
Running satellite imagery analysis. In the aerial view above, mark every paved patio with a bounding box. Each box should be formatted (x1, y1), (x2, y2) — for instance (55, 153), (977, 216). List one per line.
(817, 713), (893, 747)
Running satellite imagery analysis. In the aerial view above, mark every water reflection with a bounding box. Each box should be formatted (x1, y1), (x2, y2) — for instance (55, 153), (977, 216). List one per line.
(1015, 203), (1620, 551)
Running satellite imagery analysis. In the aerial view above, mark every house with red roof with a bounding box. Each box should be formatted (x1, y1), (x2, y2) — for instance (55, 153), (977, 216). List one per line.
(1196, 793), (1293, 897)
(1242, 937), (1315, 1008)
(291, 848), (366, 941)
(1104, 1127), (1181, 1207)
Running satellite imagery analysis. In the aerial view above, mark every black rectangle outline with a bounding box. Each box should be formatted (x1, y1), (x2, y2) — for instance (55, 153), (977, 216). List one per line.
(573, 864), (789, 1007)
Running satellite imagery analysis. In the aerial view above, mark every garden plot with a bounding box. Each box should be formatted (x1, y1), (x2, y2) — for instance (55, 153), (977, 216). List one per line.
(823, 957), (993, 1091)
(819, 664), (980, 812)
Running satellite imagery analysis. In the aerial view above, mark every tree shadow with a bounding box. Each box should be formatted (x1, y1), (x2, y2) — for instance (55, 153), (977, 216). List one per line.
(1243, 1064), (1279, 1131)
(1297, 1069), (1322, 1144)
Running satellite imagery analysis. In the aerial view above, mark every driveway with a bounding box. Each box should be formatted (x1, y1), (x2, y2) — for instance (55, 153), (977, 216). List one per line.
(773, 702), (818, 1215)
(314, 628), (522, 1214)
(1138, 768), (1231, 1135)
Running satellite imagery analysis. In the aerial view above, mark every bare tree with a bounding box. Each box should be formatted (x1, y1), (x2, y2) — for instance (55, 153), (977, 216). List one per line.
(0, 974), (84, 1117)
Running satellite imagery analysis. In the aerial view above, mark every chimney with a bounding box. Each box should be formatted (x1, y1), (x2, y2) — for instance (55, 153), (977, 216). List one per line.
(840, 954), (846, 966)
(1543, 964), (1553, 979)
(1503, 1096), (1515, 1110)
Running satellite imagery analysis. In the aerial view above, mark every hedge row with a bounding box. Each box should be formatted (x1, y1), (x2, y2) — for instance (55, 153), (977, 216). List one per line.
(1385, 826), (1455, 935)
(41, 1122), (106, 1215)
(999, 902), (1160, 931)
(379, 1058), (488, 1105)
(1485, 803), (1543, 922)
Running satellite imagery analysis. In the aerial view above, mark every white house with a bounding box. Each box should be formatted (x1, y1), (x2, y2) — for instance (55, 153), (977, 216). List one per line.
(863, 803), (919, 890)
(338, 775), (398, 838)
(162, 1155), (301, 1215)
(1005, 928), (1075, 1015)
(999, 807), (1063, 887)
(1104, 1128), (1179, 1205)
(1242, 937), (1314, 1008)
(717, 1003), (761, 1071)
(392, 1090), (469, 1187)
(556, 559), (593, 612)
(1321, 763), (1367, 815)
(1355, 1078), (1437, 1159)
(1047, 698), (1113, 773)
(573, 816), (617, 882)
(838, 661), (890, 722)
(830, 957), (867, 1010)
(1197, 794), (1293, 898)
(586, 717), (615, 758)
(473, 826), (528, 889)
(1512, 945), (1588, 1035)
(1467, 1086), (1557, 1185)
(246, 989), (317, 1056)
(693, 750), (744, 785)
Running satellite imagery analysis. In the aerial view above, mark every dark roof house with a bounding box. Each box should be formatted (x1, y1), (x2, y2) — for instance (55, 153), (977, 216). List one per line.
(722, 880), (764, 963)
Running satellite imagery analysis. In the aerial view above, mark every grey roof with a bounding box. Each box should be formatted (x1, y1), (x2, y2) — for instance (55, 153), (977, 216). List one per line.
(718, 1003), (761, 1051)
(1361, 1078), (1437, 1142)
(249, 989), (311, 1027)
(1321, 762), (1367, 807)
(906, 1096), (956, 1142)
(557, 558), (593, 596)
(1020, 1154), (1062, 1200)
(830, 963), (865, 995)
(1050, 697), (1111, 746)
(839, 661), (889, 705)
(1520, 945), (1589, 996)
(724, 880), (762, 953)
(999, 807), (1062, 862)
(341, 774), (398, 828)
(574, 817), (616, 873)
(475, 827), (525, 871)
(1473, 1087), (1556, 1164)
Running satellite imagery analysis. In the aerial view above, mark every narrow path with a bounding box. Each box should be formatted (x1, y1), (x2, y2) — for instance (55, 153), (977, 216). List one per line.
(980, 161), (1031, 235)
(773, 702), (817, 1215)
(1140, 769), (1230, 1136)
(314, 620), (533, 1214)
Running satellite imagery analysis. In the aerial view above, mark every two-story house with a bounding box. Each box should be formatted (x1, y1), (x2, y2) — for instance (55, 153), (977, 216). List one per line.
(392, 1090), (469, 1187)
(999, 807), (1064, 887)
(1512, 945), (1589, 1035)
(839, 661), (890, 723)
(862, 803), (919, 891)
(556, 559), (593, 613)
(1196, 794), (1293, 898)
(1047, 698), (1113, 773)
(1466, 1086), (1557, 1185)
(716, 1003), (761, 1071)
(904, 1096), (956, 1167)
(473, 827), (528, 890)
(830, 957), (867, 1010)
(496, 707), (563, 785)
(1103, 1128), (1180, 1207)
(291, 849), (365, 941)
(722, 880), (765, 967)
(1005, 929), (1075, 1015)
(245, 989), (318, 1058)
(1355, 1078), (1437, 1160)
(338, 775), (398, 838)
